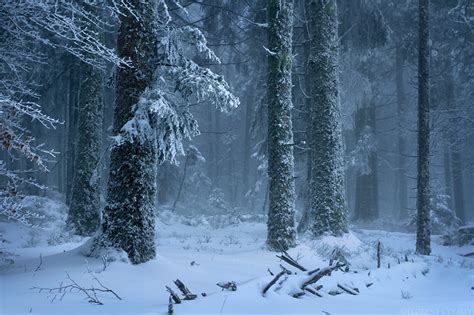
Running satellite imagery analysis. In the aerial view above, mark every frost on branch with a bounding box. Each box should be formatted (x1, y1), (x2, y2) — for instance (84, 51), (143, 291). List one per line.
(117, 5), (239, 164)
(1, 0), (130, 224)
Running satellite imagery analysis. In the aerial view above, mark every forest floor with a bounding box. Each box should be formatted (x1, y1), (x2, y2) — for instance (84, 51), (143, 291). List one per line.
(1, 203), (473, 314)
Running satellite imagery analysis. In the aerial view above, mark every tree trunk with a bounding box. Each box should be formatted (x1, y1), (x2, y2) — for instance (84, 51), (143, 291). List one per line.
(65, 58), (79, 206)
(266, 0), (296, 250)
(395, 47), (408, 219)
(445, 61), (465, 224)
(451, 149), (465, 223)
(443, 147), (454, 210)
(353, 101), (378, 221)
(305, 0), (347, 236)
(66, 58), (103, 236)
(99, 0), (158, 264)
(416, 0), (431, 255)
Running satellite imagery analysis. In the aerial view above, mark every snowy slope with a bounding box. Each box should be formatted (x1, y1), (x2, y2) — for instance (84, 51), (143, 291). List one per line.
(1, 214), (473, 315)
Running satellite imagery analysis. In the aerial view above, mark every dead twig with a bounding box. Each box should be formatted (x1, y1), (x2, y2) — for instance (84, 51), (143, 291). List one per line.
(31, 272), (121, 305)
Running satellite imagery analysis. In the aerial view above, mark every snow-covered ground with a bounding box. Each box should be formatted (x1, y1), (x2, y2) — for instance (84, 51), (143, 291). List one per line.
(1, 210), (473, 315)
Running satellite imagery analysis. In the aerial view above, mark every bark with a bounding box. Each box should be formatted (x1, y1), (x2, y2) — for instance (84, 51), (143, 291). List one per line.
(99, 0), (158, 264)
(305, 0), (347, 236)
(66, 4), (104, 236)
(266, 0), (297, 251)
(416, 0), (431, 255)
(66, 58), (103, 236)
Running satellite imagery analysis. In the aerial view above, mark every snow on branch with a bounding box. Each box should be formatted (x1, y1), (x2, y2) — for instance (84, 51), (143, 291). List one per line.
(174, 61), (240, 112)
(117, 3), (239, 164)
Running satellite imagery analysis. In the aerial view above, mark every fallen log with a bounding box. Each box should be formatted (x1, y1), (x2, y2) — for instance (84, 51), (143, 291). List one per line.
(301, 262), (345, 289)
(174, 279), (197, 300)
(304, 287), (322, 297)
(292, 291), (306, 298)
(337, 283), (359, 295)
(276, 252), (307, 272)
(262, 268), (291, 295)
(166, 286), (181, 304)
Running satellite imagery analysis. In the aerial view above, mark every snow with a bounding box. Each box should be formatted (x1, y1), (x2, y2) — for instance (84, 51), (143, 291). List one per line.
(1, 208), (473, 314)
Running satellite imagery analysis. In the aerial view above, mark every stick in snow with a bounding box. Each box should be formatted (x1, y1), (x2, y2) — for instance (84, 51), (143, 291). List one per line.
(262, 268), (291, 295)
(376, 241), (381, 269)
(166, 286), (181, 304)
(168, 296), (174, 314)
(337, 283), (359, 295)
(174, 279), (197, 300)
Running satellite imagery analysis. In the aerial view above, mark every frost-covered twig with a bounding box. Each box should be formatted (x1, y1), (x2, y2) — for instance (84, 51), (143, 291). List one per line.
(31, 272), (121, 305)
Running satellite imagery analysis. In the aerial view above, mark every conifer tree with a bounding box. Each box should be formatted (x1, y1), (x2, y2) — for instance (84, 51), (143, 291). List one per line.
(304, 0), (348, 236)
(266, 0), (297, 250)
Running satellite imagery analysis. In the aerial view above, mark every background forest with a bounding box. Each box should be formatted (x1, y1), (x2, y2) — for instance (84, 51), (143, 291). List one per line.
(2, 0), (472, 238)
(0, 0), (473, 314)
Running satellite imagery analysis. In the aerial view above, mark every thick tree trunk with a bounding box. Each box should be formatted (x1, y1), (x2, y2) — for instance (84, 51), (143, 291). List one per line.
(416, 0), (431, 255)
(305, 0), (347, 236)
(395, 47), (408, 219)
(99, 0), (158, 264)
(266, 0), (296, 251)
(66, 59), (103, 236)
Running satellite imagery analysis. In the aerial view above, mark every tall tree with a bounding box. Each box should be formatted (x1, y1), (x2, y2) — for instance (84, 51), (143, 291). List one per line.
(353, 100), (378, 221)
(95, 1), (238, 263)
(99, 0), (159, 264)
(416, 0), (431, 255)
(303, 0), (347, 236)
(395, 47), (409, 219)
(66, 4), (104, 236)
(266, 0), (296, 250)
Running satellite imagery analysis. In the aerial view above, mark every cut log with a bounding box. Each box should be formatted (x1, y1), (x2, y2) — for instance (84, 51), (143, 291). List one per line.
(337, 283), (359, 295)
(328, 290), (342, 296)
(174, 279), (197, 300)
(366, 282), (373, 288)
(165, 286), (181, 304)
(168, 296), (174, 314)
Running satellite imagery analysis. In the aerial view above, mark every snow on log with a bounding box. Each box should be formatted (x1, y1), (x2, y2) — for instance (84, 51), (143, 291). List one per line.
(301, 262), (345, 289)
(337, 283), (359, 295)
